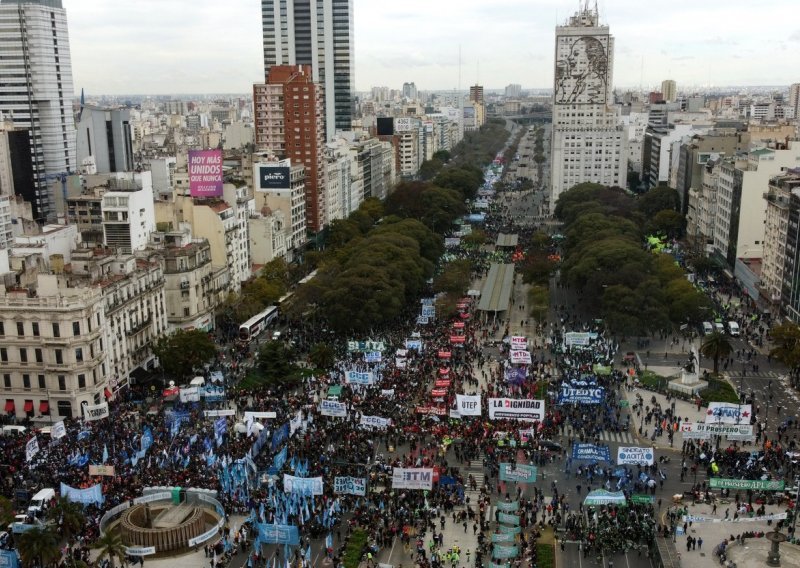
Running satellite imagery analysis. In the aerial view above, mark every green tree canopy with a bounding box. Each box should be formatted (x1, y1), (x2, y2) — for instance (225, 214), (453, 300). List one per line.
(47, 497), (86, 543)
(769, 324), (800, 372)
(91, 531), (127, 568)
(309, 343), (336, 370)
(700, 332), (733, 375)
(153, 330), (217, 380)
(638, 186), (681, 218)
(18, 526), (60, 568)
(257, 341), (300, 384)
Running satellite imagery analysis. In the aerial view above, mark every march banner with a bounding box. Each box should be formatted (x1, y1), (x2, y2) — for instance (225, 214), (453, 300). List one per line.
(271, 423), (289, 450)
(244, 411), (277, 421)
(345, 371), (375, 385)
(431, 388), (447, 397)
(359, 416), (391, 430)
(435, 379), (452, 388)
(497, 512), (520, 525)
(504, 367), (528, 385)
(256, 523), (300, 545)
(617, 446), (655, 466)
(283, 475), (324, 495)
(60, 482), (104, 505)
(455, 394), (481, 416)
(681, 421), (754, 439)
(405, 339), (423, 351)
(83, 402), (109, 422)
(498, 524), (521, 535)
(564, 332), (592, 346)
(25, 436), (39, 462)
(558, 386), (604, 404)
(571, 443), (611, 462)
(347, 340), (385, 353)
(415, 406), (447, 416)
(496, 500), (519, 512)
(320, 400), (347, 417)
(499, 463), (538, 482)
(509, 350), (532, 365)
(179, 386), (201, 403)
(333, 476), (366, 496)
(510, 336), (527, 350)
(488, 398), (545, 422)
(705, 402), (752, 424)
(438, 351), (451, 359)
(493, 544), (519, 558)
(391, 468), (433, 490)
(492, 533), (516, 543)
(51, 421), (66, 440)
(421, 305), (436, 318)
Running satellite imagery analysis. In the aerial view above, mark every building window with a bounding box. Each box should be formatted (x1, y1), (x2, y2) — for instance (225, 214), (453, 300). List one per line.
(73, 321), (80, 336)
(3, 375), (9, 388)
(32, 322), (39, 337)
(19, 349), (27, 363)
(0, 348), (6, 362)
(35, 349), (42, 363)
(57, 376), (66, 391)
(38, 375), (45, 389)
(22, 375), (30, 389)
(16, 322), (24, 336)
(57, 400), (72, 418)
(52, 323), (60, 338)
(75, 348), (83, 362)
(0, 322), (3, 336)
(78, 374), (86, 389)
(55, 350), (63, 365)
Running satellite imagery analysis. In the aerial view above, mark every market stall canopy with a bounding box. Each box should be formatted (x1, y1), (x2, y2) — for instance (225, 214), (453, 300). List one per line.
(478, 263), (514, 313)
(495, 233), (519, 248)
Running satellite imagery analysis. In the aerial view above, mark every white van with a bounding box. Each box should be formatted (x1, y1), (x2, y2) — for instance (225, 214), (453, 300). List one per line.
(702, 322), (713, 335)
(1, 425), (26, 436)
(27, 488), (55, 514)
(714, 322), (725, 334)
(189, 376), (205, 387)
(728, 321), (740, 336)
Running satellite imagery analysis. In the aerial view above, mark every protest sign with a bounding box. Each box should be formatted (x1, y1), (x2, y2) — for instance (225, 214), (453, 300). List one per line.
(488, 398), (544, 422)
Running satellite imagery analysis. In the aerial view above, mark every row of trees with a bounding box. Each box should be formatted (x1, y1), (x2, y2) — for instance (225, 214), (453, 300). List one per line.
(555, 183), (710, 336)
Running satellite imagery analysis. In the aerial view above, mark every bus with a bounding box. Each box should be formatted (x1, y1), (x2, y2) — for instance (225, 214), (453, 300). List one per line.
(238, 306), (279, 343)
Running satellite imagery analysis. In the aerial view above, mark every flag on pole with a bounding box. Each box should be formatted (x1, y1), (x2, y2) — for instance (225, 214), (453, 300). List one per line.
(102, 444), (109, 464)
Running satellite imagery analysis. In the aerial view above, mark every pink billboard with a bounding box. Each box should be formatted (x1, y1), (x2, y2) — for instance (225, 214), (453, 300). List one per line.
(188, 149), (223, 197)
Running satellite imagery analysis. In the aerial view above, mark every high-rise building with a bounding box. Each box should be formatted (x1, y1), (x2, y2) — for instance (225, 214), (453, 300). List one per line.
(505, 84), (522, 98)
(402, 82), (418, 101)
(469, 85), (484, 104)
(76, 106), (134, 174)
(550, 5), (627, 206)
(253, 65), (327, 233)
(0, 0), (77, 221)
(261, 0), (354, 140)
(790, 83), (800, 120)
(661, 79), (677, 103)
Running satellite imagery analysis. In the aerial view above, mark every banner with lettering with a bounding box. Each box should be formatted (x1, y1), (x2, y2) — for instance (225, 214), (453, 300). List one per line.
(359, 416), (391, 430)
(333, 476), (366, 496)
(347, 340), (385, 353)
(51, 421), (66, 440)
(617, 446), (655, 466)
(364, 351), (382, 363)
(496, 500), (519, 512)
(510, 336), (527, 349)
(283, 475), (324, 495)
(509, 350), (532, 365)
(255, 523), (300, 545)
(497, 512), (520, 525)
(345, 371), (375, 385)
(499, 463), (538, 482)
(25, 437), (39, 462)
(83, 402), (109, 421)
(488, 398), (544, 422)
(60, 482), (104, 505)
(319, 400), (347, 417)
(455, 394), (482, 416)
(391, 468), (433, 490)
(571, 443), (611, 462)
(558, 386), (605, 404)
(705, 403), (752, 424)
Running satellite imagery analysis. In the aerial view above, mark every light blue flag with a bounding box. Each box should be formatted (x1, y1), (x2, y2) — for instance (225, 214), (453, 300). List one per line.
(102, 445), (109, 464)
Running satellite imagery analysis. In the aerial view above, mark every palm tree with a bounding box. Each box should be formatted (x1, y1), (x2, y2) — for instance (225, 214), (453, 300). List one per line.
(17, 526), (60, 568)
(91, 531), (127, 568)
(47, 497), (86, 543)
(700, 331), (733, 375)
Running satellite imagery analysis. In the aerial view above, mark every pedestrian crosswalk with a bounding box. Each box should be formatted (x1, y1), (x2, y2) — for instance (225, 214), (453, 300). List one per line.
(726, 369), (782, 379)
(595, 430), (636, 444)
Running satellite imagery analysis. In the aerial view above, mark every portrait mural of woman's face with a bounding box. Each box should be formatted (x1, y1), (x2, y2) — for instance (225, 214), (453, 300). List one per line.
(555, 35), (608, 104)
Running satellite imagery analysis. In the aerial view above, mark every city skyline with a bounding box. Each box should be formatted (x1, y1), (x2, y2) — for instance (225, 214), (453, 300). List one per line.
(64, 0), (800, 95)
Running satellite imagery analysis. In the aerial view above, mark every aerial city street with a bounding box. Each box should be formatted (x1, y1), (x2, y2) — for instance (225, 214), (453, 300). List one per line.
(1, 1), (800, 568)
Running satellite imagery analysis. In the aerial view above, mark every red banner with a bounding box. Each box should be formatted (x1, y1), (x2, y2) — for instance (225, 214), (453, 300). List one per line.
(435, 379), (451, 388)
(439, 367), (450, 375)
(416, 406), (447, 416)
(431, 388), (447, 397)
(438, 351), (452, 359)
(453, 321), (465, 329)
(450, 335), (466, 344)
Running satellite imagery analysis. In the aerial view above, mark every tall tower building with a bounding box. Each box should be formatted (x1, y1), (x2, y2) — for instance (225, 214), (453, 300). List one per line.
(469, 85), (484, 104)
(253, 65), (328, 233)
(661, 79), (677, 103)
(790, 83), (800, 121)
(550, 4), (627, 207)
(0, 0), (77, 221)
(261, 0), (354, 141)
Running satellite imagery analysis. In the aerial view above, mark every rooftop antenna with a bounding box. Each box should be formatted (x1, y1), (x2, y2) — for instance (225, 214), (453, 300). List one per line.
(458, 44), (462, 94)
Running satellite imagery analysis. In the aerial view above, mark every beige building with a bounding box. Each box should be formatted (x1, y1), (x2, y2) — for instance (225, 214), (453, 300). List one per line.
(1, 274), (108, 420)
(661, 80), (677, 103)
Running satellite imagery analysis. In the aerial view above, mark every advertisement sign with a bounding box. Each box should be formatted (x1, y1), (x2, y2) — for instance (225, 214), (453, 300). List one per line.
(89, 465), (115, 476)
(571, 443), (611, 462)
(558, 386), (605, 404)
(257, 166), (291, 190)
(680, 422), (753, 439)
(283, 475), (324, 495)
(359, 416), (391, 430)
(705, 403), (752, 424)
(392, 468), (433, 490)
(319, 400), (347, 417)
(345, 371), (375, 385)
(83, 402), (109, 422)
(617, 447), (654, 466)
(509, 350), (532, 365)
(188, 149), (223, 197)
(488, 398), (545, 422)
(394, 117), (415, 132)
(334, 476), (366, 496)
(499, 463), (538, 483)
(455, 394), (481, 416)
(708, 478), (784, 491)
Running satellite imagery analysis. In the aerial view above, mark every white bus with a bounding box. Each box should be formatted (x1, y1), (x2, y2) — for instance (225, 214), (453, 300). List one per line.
(238, 306), (279, 343)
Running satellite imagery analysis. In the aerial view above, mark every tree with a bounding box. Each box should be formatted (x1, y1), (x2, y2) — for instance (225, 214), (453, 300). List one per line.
(47, 497), (86, 543)
(0, 495), (13, 527)
(261, 258), (291, 289)
(432, 150), (451, 163)
(309, 343), (336, 370)
(257, 341), (299, 384)
(327, 219), (363, 248)
(418, 158), (444, 181)
(91, 532), (127, 568)
(647, 209), (686, 238)
(769, 324), (800, 374)
(637, 186), (680, 218)
(700, 332), (733, 375)
(461, 229), (487, 247)
(153, 329), (217, 379)
(433, 260), (472, 296)
(18, 526), (60, 568)
(528, 285), (550, 322)
(434, 166), (484, 200)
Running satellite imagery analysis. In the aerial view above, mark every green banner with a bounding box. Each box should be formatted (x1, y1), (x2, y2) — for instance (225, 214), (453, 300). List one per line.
(498, 512), (520, 525)
(708, 478), (785, 491)
(631, 494), (654, 504)
(593, 364), (612, 376)
(493, 544), (519, 559)
(490, 563), (507, 568)
(492, 532), (516, 543)
(499, 463), (537, 483)
(496, 500), (519, 512)
(498, 524), (521, 535)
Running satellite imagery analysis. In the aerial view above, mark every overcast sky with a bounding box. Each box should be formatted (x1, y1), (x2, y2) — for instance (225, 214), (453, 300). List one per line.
(65, 0), (800, 95)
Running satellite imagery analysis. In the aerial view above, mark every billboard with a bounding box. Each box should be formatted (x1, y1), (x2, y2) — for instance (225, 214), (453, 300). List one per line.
(376, 117), (394, 136)
(394, 117), (415, 132)
(188, 150), (223, 197)
(257, 165), (291, 191)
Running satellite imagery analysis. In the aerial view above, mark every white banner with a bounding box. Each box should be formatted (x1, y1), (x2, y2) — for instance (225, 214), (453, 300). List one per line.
(683, 513), (787, 524)
(319, 400), (347, 417)
(244, 411), (277, 421)
(705, 403), (752, 424)
(680, 422), (753, 439)
(345, 371), (375, 385)
(395, 358), (407, 369)
(509, 350), (532, 365)
(364, 351), (382, 363)
(510, 336), (527, 350)
(617, 446), (655, 465)
(283, 475), (324, 495)
(26, 436), (39, 462)
(179, 387), (201, 403)
(204, 409), (236, 417)
(289, 411), (303, 436)
(488, 398), (545, 422)
(392, 467), (434, 490)
(83, 402), (109, 422)
(51, 421), (66, 439)
(334, 476), (366, 496)
(455, 394), (482, 416)
(381, 389), (395, 398)
(359, 415), (392, 430)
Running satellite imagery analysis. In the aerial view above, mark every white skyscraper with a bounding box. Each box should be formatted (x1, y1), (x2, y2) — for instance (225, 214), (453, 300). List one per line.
(550, 4), (627, 207)
(0, 0), (77, 221)
(261, 0), (354, 140)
